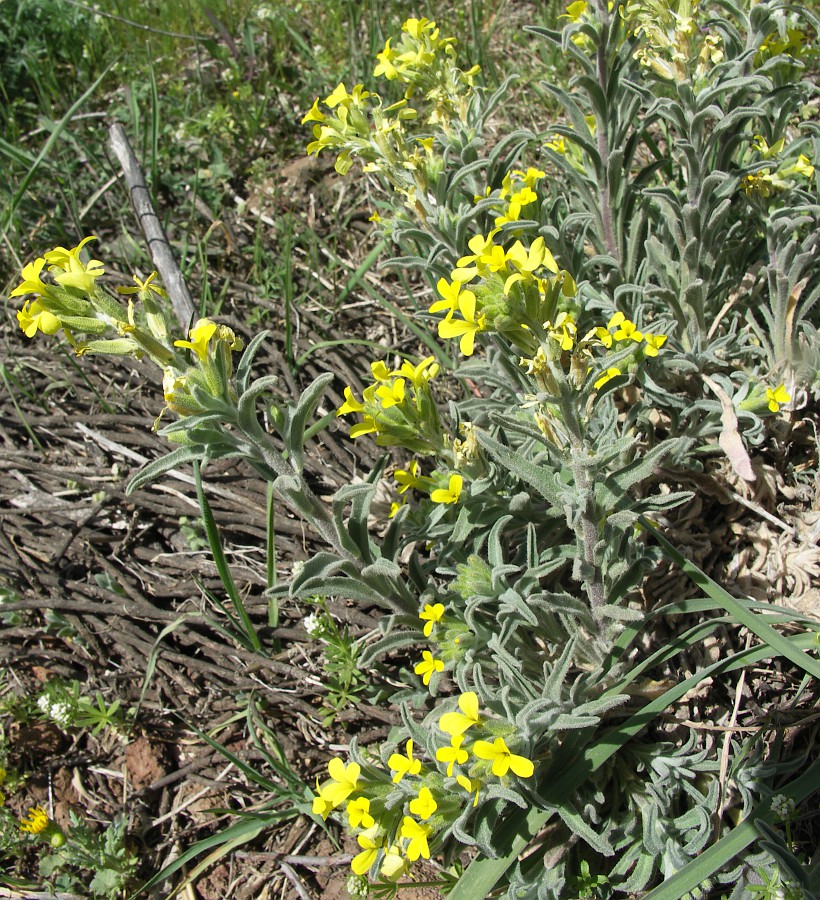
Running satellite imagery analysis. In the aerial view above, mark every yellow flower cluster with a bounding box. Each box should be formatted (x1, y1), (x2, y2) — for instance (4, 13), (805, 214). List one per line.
(311, 691), (535, 881)
(742, 141), (814, 200)
(302, 18), (478, 202)
(336, 357), (445, 454)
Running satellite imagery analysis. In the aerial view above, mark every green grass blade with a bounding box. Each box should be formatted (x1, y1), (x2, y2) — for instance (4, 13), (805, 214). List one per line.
(3, 64), (113, 230)
(193, 461), (262, 652)
(640, 517), (820, 679)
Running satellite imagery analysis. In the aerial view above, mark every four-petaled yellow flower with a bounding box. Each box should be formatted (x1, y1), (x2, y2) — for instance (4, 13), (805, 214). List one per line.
(347, 796), (375, 829)
(311, 787), (335, 820)
(409, 786), (438, 820)
(438, 691), (481, 736)
(17, 300), (60, 339)
(438, 290), (486, 357)
(436, 734), (469, 776)
(609, 312), (643, 343)
(472, 736), (535, 778)
(321, 758), (361, 807)
(400, 816), (431, 861)
(419, 602), (445, 637)
(430, 278), (469, 315)
(174, 318), (218, 362)
(643, 333), (667, 357)
(19, 806), (50, 834)
(766, 384), (790, 413)
(414, 650), (444, 685)
(388, 739), (422, 783)
(430, 473), (463, 505)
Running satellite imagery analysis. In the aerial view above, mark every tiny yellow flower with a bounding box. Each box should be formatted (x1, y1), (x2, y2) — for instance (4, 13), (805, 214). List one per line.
(438, 691), (481, 736)
(409, 786), (438, 820)
(594, 367), (622, 390)
(117, 271), (166, 301)
(17, 300), (61, 339)
(766, 384), (791, 413)
(419, 602), (445, 637)
(400, 816), (431, 861)
(173, 318), (217, 362)
(472, 737), (535, 778)
(436, 734), (469, 776)
(430, 473), (463, 504)
(347, 796), (375, 829)
(415, 650), (444, 686)
(19, 806), (50, 834)
(388, 739), (422, 783)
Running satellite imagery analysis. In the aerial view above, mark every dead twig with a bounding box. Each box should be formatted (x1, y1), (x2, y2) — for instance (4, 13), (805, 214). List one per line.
(108, 123), (196, 330)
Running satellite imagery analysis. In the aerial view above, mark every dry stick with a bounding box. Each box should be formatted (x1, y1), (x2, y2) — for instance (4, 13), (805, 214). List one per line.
(108, 123), (196, 330)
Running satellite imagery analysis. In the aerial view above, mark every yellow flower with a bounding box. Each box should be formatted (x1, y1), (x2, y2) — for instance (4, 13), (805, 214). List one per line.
(472, 737), (535, 778)
(321, 758), (361, 807)
(42, 235), (97, 271)
(430, 278), (468, 315)
(396, 356), (440, 386)
(351, 831), (381, 875)
(456, 774), (480, 807)
(439, 691), (481, 736)
(337, 386), (364, 416)
(414, 650), (444, 686)
(347, 796), (375, 829)
(117, 271), (166, 301)
(370, 360), (392, 381)
(400, 816), (431, 861)
(643, 333), (668, 356)
(52, 254), (106, 293)
(301, 98), (325, 124)
(10, 258), (49, 297)
(419, 602), (445, 636)
(436, 734), (468, 776)
(350, 415), (378, 439)
(594, 367), (622, 390)
(19, 806), (50, 834)
(380, 844), (407, 879)
(766, 384), (791, 413)
(17, 299), (61, 339)
(174, 318), (218, 362)
(608, 311), (643, 342)
(409, 786), (438, 820)
(375, 377), (406, 408)
(374, 38), (398, 79)
(311, 787), (335, 820)
(395, 460), (423, 495)
(545, 312), (577, 351)
(430, 473), (463, 504)
(388, 739), (422, 783)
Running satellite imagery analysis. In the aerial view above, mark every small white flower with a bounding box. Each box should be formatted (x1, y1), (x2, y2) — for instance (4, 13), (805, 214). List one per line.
(37, 696), (50, 713)
(771, 793), (795, 821)
(303, 613), (322, 637)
